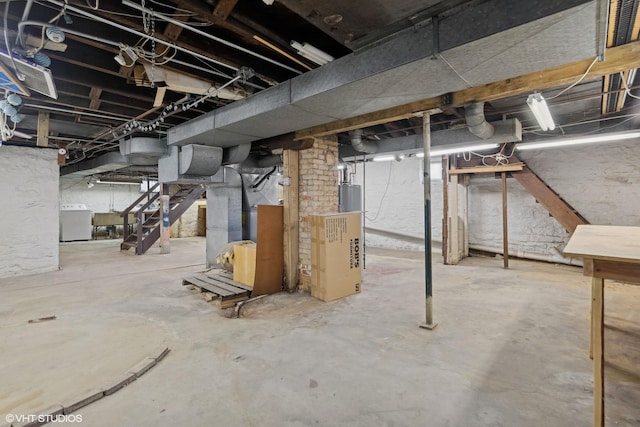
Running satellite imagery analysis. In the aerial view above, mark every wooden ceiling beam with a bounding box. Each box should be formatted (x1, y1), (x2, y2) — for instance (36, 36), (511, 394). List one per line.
(295, 41), (640, 140)
(213, 0), (240, 21)
(88, 87), (103, 110)
(64, 0), (245, 75)
(171, 0), (289, 49)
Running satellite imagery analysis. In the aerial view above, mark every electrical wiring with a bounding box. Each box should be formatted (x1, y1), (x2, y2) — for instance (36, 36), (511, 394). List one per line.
(0, 111), (17, 143)
(546, 56), (599, 100)
(619, 71), (640, 101)
(365, 161), (393, 222)
(3, 0), (25, 81)
(582, 114), (640, 135)
(463, 143), (516, 166)
(85, 0), (99, 10)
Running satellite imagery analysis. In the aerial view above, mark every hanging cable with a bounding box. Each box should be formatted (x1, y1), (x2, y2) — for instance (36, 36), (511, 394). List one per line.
(619, 71), (640, 101)
(85, 0), (99, 10)
(546, 57), (599, 100)
(251, 167), (277, 189)
(3, 0), (25, 81)
(365, 161), (393, 222)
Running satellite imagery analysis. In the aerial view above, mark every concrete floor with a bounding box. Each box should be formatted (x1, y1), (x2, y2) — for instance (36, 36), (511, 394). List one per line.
(1, 237), (639, 426)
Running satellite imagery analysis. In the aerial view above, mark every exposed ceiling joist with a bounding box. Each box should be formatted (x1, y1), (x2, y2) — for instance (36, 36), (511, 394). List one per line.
(295, 41), (640, 140)
(213, 0), (240, 21)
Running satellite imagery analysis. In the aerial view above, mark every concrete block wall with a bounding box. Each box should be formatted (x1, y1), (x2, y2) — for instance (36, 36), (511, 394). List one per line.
(351, 139), (640, 260)
(298, 136), (339, 290)
(0, 147), (59, 278)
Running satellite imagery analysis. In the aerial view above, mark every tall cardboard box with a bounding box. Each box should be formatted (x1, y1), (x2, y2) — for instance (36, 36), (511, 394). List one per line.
(311, 212), (362, 301)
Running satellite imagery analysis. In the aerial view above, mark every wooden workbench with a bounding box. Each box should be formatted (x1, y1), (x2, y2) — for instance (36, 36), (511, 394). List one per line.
(563, 225), (640, 427)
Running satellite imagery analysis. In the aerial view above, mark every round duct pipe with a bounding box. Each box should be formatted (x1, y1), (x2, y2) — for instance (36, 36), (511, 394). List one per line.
(349, 129), (378, 154)
(465, 102), (495, 140)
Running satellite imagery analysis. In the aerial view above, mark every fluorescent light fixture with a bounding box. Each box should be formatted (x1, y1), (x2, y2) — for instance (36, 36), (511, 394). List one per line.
(414, 143), (498, 158)
(516, 131), (640, 151)
(526, 93), (555, 131)
(290, 41), (334, 65)
(96, 178), (142, 185)
(372, 155), (396, 162)
(432, 143), (499, 157)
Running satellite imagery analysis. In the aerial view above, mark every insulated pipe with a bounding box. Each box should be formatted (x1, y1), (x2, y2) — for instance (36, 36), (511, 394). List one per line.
(468, 243), (583, 267)
(349, 129), (378, 154)
(465, 102), (495, 139)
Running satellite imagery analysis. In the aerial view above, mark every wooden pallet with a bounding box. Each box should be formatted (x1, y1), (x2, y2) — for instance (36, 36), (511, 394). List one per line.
(183, 270), (252, 309)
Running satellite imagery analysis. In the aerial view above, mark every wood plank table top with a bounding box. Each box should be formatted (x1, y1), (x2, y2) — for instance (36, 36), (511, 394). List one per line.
(564, 225), (640, 264)
(563, 224), (640, 427)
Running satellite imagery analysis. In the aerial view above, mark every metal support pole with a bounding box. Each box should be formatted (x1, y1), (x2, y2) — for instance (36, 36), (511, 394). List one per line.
(160, 184), (170, 254)
(501, 172), (509, 269)
(420, 113), (437, 330)
(362, 154), (366, 270)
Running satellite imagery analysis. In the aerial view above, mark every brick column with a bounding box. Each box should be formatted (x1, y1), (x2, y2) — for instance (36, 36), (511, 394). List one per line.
(298, 136), (339, 291)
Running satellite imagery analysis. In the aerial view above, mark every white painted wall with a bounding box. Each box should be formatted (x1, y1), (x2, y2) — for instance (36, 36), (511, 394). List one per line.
(59, 177), (142, 213)
(352, 138), (640, 258)
(352, 157), (441, 251)
(0, 146), (59, 278)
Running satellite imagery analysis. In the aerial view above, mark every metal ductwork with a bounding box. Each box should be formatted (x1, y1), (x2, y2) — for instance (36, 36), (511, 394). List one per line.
(167, 2), (596, 149)
(120, 137), (168, 165)
(222, 143), (251, 165)
(349, 129), (378, 154)
(465, 102), (495, 140)
(242, 153), (282, 169)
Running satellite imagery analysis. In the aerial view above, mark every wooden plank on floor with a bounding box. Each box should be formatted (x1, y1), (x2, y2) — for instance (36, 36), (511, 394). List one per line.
(217, 270), (235, 280)
(202, 271), (253, 291)
(193, 274), (251, 295)
(217, 295), (249, 309)
(185, 276), (236, 297)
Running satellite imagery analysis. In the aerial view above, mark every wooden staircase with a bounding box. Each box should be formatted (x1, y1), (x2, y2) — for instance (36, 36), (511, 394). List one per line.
(511, 164), (588, 233)
(120, 183), (206, 255)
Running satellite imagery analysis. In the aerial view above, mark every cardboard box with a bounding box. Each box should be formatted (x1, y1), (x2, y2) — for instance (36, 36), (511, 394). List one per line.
(311, 212), (362, 301)
(233, 243), (256, 287)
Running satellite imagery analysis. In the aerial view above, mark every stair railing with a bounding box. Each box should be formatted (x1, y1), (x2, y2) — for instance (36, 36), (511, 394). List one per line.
(120, 182), (160, 242)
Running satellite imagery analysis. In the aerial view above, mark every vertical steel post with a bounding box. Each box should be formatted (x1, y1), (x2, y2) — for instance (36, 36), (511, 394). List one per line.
(160, 184), (170, 254)
(362, 154), (366, 270)
(420, 113), (437, 330)
(502, 171), (509, 269)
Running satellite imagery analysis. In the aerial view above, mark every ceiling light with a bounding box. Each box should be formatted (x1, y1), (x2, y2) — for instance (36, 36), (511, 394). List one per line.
(262, 0), (274, 4)
(526, 93), (555, 131)
(96, 178), (142, 185)
(431, 143), (498, 156)
(290, 41), (334, 66)
(372, 155), (396, 162)
(416, 143), (499, 158)
(516, 131), (640, 151)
